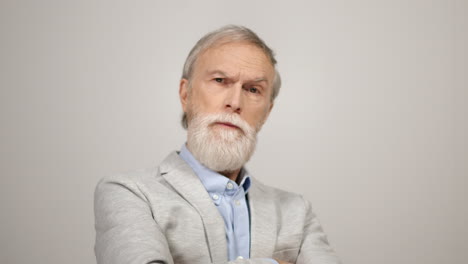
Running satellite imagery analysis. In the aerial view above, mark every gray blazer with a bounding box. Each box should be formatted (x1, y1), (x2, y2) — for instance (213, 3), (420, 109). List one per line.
(94, 152), (341, 264)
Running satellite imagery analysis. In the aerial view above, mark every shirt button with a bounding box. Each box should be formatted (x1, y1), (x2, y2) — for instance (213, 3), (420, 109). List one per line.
(226, 182), (234, 189)
(212, 194), (219, 200)
(235, 200), (241, 206)
(236, 256), (244, 260)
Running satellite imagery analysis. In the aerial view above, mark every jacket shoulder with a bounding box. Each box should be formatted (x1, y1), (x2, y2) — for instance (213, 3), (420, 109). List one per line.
(96, 167), (160, 186)
(94, 165), (175, 205)
(95, 151), (182, 190)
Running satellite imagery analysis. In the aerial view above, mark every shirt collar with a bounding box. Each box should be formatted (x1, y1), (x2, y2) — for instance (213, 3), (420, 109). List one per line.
(179, 144), (251, 194)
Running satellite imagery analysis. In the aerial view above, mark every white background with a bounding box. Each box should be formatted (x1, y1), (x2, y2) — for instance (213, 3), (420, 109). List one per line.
(1, 0), (466, 263)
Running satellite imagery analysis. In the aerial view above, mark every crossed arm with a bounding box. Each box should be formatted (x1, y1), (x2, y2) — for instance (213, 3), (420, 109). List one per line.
(94, 177), (341, 264)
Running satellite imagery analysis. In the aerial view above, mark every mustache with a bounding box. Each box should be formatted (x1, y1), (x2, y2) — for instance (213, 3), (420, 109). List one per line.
(192, 113), (255, 135)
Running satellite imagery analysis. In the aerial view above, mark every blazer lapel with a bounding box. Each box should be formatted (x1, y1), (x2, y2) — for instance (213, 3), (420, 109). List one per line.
(159, 152), (228, 263)
(249, 178), (278, 258)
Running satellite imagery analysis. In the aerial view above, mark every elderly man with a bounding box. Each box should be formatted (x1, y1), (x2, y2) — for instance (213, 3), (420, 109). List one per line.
(94, 25), (341, 264)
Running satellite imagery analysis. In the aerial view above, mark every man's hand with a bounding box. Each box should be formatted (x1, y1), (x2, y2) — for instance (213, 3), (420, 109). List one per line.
(274, 259), (293, 264)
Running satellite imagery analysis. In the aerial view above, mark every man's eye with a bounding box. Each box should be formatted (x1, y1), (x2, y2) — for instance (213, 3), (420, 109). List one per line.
(248, 87), (259, 93)
(214, 78), (224, 83)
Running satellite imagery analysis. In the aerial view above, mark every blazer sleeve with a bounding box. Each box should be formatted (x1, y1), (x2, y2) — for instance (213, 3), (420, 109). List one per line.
(296, 198), (342, 264)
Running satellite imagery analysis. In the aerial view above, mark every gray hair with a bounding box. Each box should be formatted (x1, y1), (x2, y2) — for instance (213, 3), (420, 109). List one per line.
(181, 25), (281, 129)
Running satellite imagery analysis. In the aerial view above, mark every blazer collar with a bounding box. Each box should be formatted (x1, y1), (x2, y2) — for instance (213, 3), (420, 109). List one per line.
(159, 152), (278, 260)
(159, 152), (228, 263)
(248, 177), (278, 258)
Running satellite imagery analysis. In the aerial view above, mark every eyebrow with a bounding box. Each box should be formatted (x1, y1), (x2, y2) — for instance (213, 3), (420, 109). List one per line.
(207, 70), (229, 77)
(207, 70), (269, 84)
(252, 78), (268, 83)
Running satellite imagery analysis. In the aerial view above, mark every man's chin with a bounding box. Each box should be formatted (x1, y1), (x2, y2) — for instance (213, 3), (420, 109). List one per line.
(208, 127), (243, 141)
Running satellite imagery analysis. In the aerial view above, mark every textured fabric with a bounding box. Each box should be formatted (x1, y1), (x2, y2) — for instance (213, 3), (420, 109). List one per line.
(94, 151), (342, 264)
(179, 145), (252, 261)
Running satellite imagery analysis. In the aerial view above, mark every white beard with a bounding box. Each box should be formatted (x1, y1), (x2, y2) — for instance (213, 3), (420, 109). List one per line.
(186, 112), (257, 172)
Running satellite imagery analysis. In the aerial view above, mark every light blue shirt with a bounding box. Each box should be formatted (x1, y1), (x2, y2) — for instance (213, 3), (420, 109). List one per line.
(179, 145), (278, 264)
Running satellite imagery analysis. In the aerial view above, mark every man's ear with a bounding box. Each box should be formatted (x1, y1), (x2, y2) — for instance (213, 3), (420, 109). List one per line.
(179, 78), (189, 112)
(265, 101), (274, 120)
(259, 102), (274, 130)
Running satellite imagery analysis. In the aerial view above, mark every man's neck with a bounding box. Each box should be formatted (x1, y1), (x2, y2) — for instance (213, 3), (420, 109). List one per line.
(219, 169), (241, 182)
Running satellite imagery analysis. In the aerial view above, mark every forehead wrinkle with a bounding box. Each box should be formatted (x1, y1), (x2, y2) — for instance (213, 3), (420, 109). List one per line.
(230, 53), (270, 80)
(206, 68), (241, 81)
(231, 51), (274, 85)
(199, 43), (274, 84)
(233, 52), (266, 72)
(206, 70), (228, 77)
(253, 77), (267, 82)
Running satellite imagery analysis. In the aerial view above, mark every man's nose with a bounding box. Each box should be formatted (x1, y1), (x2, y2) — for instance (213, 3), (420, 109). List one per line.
(225, 84), (243, 113)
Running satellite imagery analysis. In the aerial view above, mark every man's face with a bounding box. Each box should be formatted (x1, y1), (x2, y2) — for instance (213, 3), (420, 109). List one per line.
(180, 41), (275, 132)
